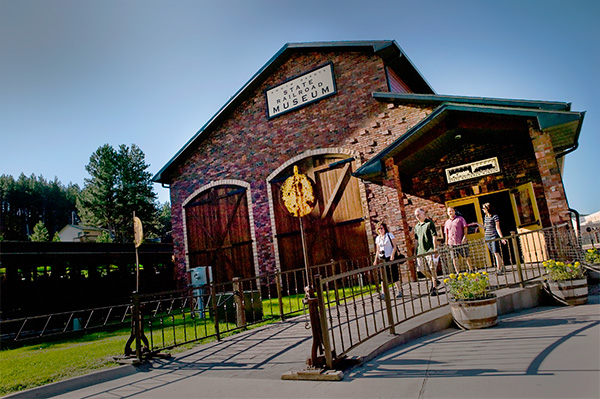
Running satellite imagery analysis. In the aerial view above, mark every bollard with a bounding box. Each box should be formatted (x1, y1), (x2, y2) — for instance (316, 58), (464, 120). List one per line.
(315, 275), (334, 369)
(233, 277), (246, 327)
(304, 285), (324, 368)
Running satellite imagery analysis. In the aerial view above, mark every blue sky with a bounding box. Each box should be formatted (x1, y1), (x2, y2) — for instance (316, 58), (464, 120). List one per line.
(1, 0), (598, 215)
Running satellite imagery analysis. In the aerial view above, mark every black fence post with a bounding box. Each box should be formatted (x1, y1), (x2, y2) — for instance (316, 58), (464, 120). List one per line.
(380, 263), (396, 334)
(210, 283), (221, 341)
(132, 292), (142, 361)
(511, 232), (525, 288)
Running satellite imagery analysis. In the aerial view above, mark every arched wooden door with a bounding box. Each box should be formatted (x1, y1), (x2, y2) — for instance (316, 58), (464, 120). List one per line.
(184, 185), (255, 284)
(271, 155), (369, 272)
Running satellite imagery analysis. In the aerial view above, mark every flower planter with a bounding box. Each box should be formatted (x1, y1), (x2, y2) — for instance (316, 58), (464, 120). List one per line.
(548, 278), (588, 306)
(450, 295), (497, 330)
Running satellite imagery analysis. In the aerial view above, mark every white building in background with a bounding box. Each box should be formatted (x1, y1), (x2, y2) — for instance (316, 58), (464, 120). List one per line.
(582, 211), (600, 227)
(57, 225), (109, 242)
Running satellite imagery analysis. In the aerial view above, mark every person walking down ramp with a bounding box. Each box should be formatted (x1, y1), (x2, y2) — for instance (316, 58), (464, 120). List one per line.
(373, 221), (403, 298)
(481, 202), (507, 275)
(444, 206), (474, 273)
(414, 208), (439, 296)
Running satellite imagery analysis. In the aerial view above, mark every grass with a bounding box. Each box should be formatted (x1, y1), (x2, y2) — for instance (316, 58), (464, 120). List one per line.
(0, 284), (378, 396)
(0, 326), (224, 396)
(0, 330), (128, 396)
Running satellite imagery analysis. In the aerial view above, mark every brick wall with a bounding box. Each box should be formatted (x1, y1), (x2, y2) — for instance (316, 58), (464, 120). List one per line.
(168, 51), (428, 284)
(529, 122), (570, 225)
(166, 51), (568, 287)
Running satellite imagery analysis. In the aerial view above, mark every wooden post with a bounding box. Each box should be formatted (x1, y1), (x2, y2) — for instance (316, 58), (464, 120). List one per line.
(315, 275), (333, 369)
(299, 217), (311, 287)
(275, 272), (285, 321)
(304, 286), (323, 368)
(233, 277), (246, 327)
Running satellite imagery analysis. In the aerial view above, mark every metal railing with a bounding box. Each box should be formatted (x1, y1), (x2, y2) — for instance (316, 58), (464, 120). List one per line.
(4, 223), (594, 365)
(0, 303), (132, 345)
(314, 223), (587, 369)
(580, 228), (600, 250)
(128, 257), (372, 357)
(0, 257), (369, 351)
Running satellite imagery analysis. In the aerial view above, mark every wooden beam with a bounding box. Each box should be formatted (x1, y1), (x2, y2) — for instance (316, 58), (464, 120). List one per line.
(321, 163), (351, 220)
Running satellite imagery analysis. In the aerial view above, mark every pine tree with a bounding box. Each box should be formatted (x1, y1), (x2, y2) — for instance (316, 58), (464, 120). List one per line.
(0, 174), (79, 240)
(30, 220), (49, 242)
(77, 144), (159, 243)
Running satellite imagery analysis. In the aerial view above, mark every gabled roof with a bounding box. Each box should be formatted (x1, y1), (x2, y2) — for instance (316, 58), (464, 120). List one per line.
(59, 225), (107, 233)
(153, 41), (434, 184)
(372, 92), (573, 111)
(353, 94), (585, 182)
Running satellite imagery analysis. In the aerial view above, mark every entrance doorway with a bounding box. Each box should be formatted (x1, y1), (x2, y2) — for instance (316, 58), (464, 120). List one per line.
(478, 191), (517, 264)
(446, 190), (519, 268)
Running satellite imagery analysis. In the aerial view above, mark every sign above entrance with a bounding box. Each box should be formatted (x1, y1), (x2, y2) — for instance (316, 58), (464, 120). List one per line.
(265, 63), (336, 119)
(445, 157), (500, 184)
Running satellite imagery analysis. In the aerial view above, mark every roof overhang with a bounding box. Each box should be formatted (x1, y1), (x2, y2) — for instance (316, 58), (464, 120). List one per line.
(153, 41), (435, 184)
(353, 95), (585, 183)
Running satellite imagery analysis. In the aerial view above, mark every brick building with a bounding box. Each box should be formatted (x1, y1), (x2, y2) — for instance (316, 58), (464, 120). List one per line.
(153, 41), (584, 285)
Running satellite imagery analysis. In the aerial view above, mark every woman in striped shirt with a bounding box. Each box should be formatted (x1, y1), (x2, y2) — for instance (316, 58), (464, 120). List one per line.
(481, 202), (507, 275)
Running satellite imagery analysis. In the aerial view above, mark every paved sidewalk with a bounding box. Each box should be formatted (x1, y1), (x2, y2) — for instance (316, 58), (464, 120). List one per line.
(345, 296), (600, 399)
(9, 291), (598, 399)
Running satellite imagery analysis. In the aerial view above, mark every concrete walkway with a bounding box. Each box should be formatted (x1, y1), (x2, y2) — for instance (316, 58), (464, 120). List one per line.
(8, 291), (599, 399)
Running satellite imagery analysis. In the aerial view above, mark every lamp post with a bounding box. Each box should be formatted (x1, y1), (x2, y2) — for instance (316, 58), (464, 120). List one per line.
(281, 166), (324, 367)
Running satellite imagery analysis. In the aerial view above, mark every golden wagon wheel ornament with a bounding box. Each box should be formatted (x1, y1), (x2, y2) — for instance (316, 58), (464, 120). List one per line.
(281, 165), (316, 217)
(281, 165), (316, 289)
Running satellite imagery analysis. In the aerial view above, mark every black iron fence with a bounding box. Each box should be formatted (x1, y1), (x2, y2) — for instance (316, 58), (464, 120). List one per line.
(2, 223), (597, 365)
(314, 223), (594, 369)
(0, 242), (175, 319)
(0, 303), (132, 346)
(132, 258), (373, 356)
(0, 256), (371, 349)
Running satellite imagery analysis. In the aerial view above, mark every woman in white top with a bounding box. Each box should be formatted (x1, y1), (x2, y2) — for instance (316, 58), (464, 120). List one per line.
(374, 221), (397, 263)
(373, 221), (402, 298)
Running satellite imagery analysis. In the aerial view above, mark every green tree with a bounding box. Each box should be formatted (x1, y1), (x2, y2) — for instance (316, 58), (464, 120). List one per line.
(0, 174), (79, 240)
(52, 232), (61, 242)
(30, 220), (49, 242)
(96, 231), (113, 243)
(157, 201), (172, 241)
(77, 144), (159, 243)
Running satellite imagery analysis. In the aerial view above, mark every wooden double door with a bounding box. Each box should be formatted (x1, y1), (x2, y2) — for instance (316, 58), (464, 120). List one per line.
(184, 185), (255, 284)
(271, 155), (370, 272)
